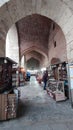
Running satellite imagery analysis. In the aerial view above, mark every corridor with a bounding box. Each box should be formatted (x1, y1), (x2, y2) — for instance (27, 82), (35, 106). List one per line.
(0, 0), (73, 129)
(0, 76), (73, 130)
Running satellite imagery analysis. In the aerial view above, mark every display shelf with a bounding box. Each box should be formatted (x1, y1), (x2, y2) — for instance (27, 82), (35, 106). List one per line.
(12, 64), (19, 88)
(47, 79), (67, 101)
(58, 63), (67, 81)
(0, 57), (17, 93)
(0, 57), (20, 120)
(50, 62), (69, 99)
(12, 70), (17, 87)
(18, 72), (25, 86)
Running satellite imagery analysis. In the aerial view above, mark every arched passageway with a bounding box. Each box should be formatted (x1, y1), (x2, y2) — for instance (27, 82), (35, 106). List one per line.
(0, 0), (73, 63)
(6, 14), (67, 69)
(0, 1), (73, 129)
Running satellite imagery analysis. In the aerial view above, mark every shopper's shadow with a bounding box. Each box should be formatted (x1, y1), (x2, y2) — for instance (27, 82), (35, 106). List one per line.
(17, 99), (31, 118)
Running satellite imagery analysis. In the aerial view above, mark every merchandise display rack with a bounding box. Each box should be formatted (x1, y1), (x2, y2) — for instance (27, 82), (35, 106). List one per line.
(0, 57), (20, 120)
(47, 61), (69, 101)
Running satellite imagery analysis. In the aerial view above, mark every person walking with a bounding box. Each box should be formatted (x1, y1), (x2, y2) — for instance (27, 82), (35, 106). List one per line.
(42, 70), (48, 90)
(26, 71), (31, 81)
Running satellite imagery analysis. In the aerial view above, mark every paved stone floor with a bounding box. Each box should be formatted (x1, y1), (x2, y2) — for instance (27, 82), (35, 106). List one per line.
(0, 76), (73, 130)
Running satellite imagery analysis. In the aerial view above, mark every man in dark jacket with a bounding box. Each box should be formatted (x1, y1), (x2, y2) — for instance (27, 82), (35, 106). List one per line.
(42, 70), (48, 90)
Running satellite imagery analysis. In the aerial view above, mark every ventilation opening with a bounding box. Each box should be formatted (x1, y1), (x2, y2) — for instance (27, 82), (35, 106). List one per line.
(53, 23), (55, 30)
(54, 41), (56, 48)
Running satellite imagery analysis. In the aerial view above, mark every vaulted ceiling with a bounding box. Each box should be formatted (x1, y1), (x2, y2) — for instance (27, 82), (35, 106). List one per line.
(16, 14), (52, 57)
(16, 14), (52, 68)
(0, 0), (73, 68)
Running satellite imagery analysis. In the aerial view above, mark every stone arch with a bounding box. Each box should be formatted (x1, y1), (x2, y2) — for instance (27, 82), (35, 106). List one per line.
(22, 49), (47, 68)
(26, 57), (40, 70)
(26, 55), (40, 63)
(21, 46), (48, 59)
(25, 52), (43, 63)
(0, 0), (73, 62)
(51, 57), (61, 65)
(22, 46), (48, 67)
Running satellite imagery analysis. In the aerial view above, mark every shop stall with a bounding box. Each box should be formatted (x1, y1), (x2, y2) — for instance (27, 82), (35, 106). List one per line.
(46, 61), (69, 101)
(0, 57), (20, 120)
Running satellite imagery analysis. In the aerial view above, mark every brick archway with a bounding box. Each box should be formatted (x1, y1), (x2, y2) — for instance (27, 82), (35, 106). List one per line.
(0, 0), (73, 63)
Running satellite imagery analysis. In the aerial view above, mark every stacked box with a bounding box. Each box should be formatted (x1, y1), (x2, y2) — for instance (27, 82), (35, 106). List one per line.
(7, 94), (17, 119)
(0, 89), (20, 120)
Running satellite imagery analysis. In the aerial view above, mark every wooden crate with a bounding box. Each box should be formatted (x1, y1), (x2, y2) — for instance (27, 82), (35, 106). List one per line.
(0, 94), (8, 120)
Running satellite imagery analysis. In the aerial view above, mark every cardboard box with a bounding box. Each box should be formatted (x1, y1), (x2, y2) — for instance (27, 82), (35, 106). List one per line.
(7, 94), (17, 119)
(55, 91), (66, 101)
(0, 91), (18, 120)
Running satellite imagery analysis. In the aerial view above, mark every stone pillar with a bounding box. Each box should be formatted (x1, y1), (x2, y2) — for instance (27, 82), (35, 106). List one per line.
(6, 24), (19, 64)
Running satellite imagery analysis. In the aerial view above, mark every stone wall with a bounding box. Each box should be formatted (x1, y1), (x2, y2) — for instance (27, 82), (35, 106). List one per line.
(48, 23), (67, 64)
